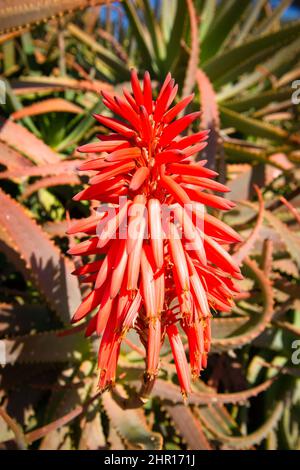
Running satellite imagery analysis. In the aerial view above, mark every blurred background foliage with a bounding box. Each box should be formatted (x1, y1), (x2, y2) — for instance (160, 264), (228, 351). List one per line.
(0, 0), (300, 450)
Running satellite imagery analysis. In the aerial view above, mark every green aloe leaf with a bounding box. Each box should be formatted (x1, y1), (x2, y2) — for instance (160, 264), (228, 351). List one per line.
(217, 35), (300, 101)
(164, 404), (211, 450)
(224, 88), (291, 112)
(4, 330), (89, 364)
(163, 0), (187, 73)
(67, 23), (130, 79)
(213, 44), (276, 89)
(102, 386), (163, 450)
(2, 78), (41, 136)
(212, 258), (274, 352)
(0, 117), (61, 164)
(223, 141), (286, 169)
(39, 362), (94, 449)
(264, 210), (300, 269)
(199, 0), (217, 41)
(55, 100), (103, 152)
(150, 377), (275, 406)
(201, 0), (251, 63)
(254, 0), (292, 36)
(142, 0), (166, 63)
(197, 404), (241, 438)
(206, 401), (284, 449)
(203, 20), (300, 83)
(234, 0), (268, 46)
(220, 106), (290, 143)
(122, 0), (155, 73)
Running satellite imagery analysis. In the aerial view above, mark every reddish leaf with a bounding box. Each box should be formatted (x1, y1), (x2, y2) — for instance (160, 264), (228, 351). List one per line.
(11, 98), (83, 120)
(0, 118), (61, 164)
(20, 174), (81, 200)
(0, 189), (81, 322)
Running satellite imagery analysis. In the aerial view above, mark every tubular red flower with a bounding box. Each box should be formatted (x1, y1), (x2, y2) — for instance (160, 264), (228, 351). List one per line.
(69, 70), (242, 395)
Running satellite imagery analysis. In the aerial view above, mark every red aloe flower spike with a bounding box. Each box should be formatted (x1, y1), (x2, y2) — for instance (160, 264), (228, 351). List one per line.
(70, 70), (242, 395)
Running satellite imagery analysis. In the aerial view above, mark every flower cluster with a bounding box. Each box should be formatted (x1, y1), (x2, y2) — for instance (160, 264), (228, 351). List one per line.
(68, 71), (242, 396)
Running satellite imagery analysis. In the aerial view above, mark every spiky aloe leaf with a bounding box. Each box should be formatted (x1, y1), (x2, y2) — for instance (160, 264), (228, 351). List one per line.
(212, 258), (274, 351)
(141, 0), (166, 64)
(223, 142), (286, 170)
(233, 186), (264, 264)
(196, 69), (220, 168)
(264, 210), (300, 269)
(78, 402), (106, 450)
(0, 118), (61, 164)
(11, 98), (83, 120)
(39, 362), (94, 449)
(164, 0), (187, 72)
(182, 0), (199, 98)
(3, 330), (89, 364)
(206, 401), (284, 449)
(201, 0), (251, 63)
(233, 0), (267, 46)
(20, 175), (81, 201)
(148, 377), (275, 406)
(0, 303), (51, 337)
(0, 408), (27, 449)
(220, 106), (291, 143)
(254, 0), (292, 36)
(224, 88), (291, 112)
(0, 159), (84, 180)
(0, 142), (34, 171)
(122, 0), (155, 73)
(0, 189), (81, 323)
(11, 76), (112, 95)
(196, 403), (240, 438)
(0, 0), (108, 33)
(199, 0), (217, 41)
(212, 316), (251, 339)
(102, 386), (163, 450)
(216, 35), (300, 101)
(67, 23), (130, 79)
(164, 404), (211, 450)
(203, 20), (300, 82)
